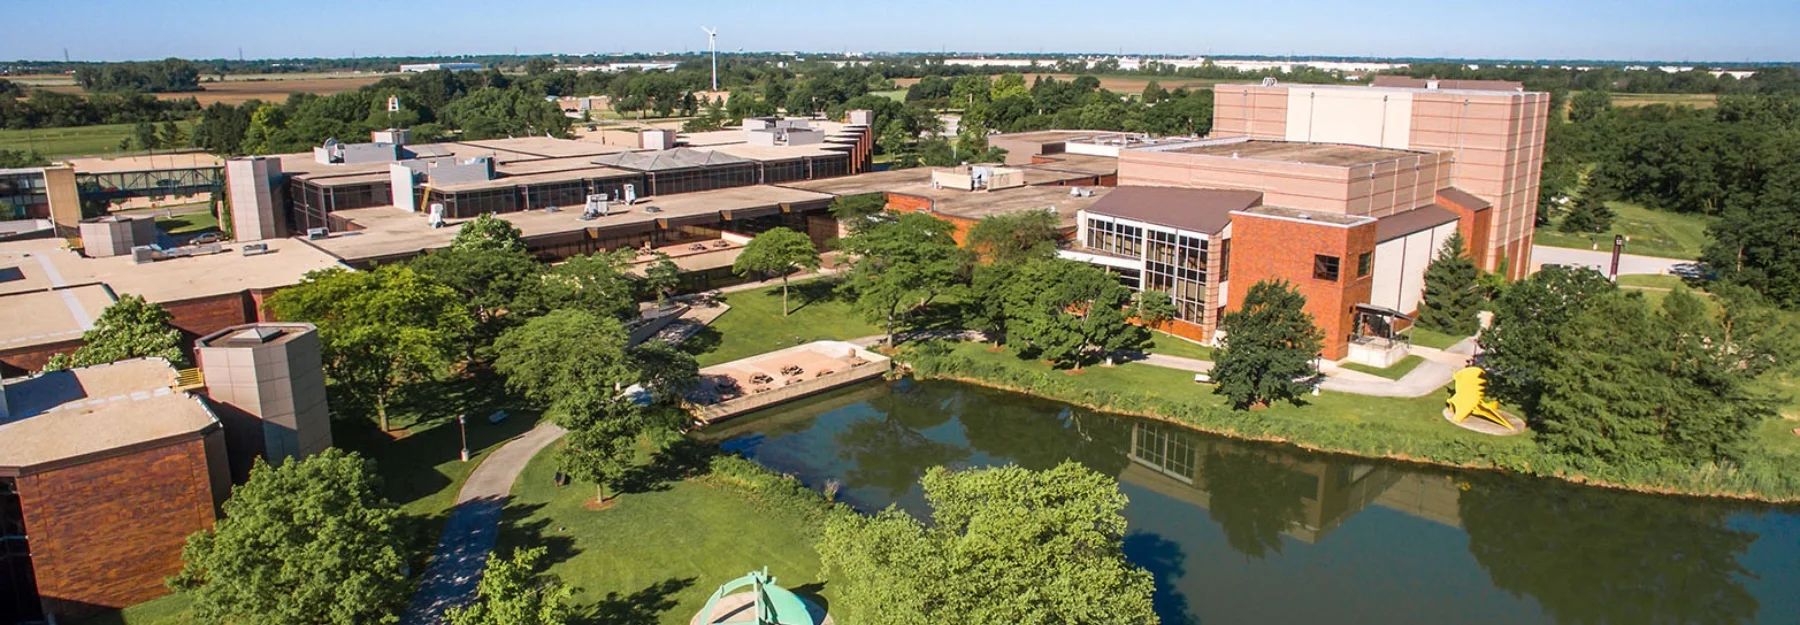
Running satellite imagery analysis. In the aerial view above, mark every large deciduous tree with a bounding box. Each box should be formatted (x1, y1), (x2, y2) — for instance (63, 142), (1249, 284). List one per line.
(410, 216), (545, 357)
(643, 251), (681, 309)
(1476, 266), (1616, 418)
(444, 546), (576, 625)
(267, 266), (471, 431)
(964, 210), (1060, 263)
(534, 249), (641, 323)
(1211, 280), (1323, 409)
(1704, 159), (1800, 308)
(732, 227), (821, 316)
(837, 212), (969, 346)
(170, 449), (409, 625)
(492, 309), (634, 427)
(1416, 232), (1483, 337)
(818, 462), (1156, 625)
(1006, 258), (1143, 369)
(43, 294), (186, 370)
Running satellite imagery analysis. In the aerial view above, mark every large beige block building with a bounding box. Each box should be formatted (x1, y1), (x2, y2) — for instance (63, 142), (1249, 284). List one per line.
(1208, 78), (1551, 279)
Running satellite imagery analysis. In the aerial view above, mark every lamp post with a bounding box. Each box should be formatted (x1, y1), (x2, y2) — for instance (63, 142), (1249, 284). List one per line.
(458, 414), (470, 462)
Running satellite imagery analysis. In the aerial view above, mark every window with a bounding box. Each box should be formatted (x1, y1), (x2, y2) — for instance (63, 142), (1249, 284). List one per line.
(1314, 255), (1341, 282)
(1357, 252), (1373, 278)
(1218, 239), (1231, 282)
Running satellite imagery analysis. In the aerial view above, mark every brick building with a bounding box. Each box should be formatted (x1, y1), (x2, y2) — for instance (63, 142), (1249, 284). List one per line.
(1211, 79), (1550, 279)
(0, 359), (230, 623)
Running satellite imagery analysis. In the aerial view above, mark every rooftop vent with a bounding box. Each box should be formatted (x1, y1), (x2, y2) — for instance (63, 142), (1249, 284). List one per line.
(224, 326), (286, 346)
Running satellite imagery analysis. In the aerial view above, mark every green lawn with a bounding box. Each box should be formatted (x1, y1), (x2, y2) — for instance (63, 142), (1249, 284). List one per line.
(1534, 201), (1713, 260)
(684, 281), (884, 367)
(1409, 328), (1468, 351)
(499, 449), (831, 625)
(154, 211), (219, 236)
(870, 89), (907, 102)
(0, 121), (196, 158)
(940, 341), (1491, 445)
(1144, 332), (1215, 361)
(1615, 274), (1688, 290)
(1341, 355), (1427, 380)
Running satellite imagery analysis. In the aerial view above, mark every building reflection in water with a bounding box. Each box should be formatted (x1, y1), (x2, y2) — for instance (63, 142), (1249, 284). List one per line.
(1123, 421), (1466, 545)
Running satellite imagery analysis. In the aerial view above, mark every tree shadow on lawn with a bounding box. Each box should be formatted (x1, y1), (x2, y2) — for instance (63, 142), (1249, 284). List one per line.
(679, 325), (724, 358)
(780, 279), (849, 316)
(496, 500), (582, 570)
(909, 300), (973, 334)
(579, 577), (697, 625)
(617, 437), (722, 496)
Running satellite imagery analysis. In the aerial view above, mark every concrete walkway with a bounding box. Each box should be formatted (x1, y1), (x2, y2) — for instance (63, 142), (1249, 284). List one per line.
(1530, 245), (1688, 276)
(400, 422), (566, 625)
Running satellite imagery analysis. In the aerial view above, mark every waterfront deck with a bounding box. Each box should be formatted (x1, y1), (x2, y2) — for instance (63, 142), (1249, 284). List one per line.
(688, 341), (891, 425)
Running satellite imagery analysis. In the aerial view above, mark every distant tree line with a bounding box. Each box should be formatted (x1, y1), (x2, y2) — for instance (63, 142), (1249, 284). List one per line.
(0, 88), (197, 130)
(72, 58), (202, 93)
(1389, 62), (1800, 95)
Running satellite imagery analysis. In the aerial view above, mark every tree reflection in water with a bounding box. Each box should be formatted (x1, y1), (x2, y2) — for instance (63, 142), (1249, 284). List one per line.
(1460, 476), (1760, 625)
(832, 383), (969, 498)
(1201, 448), (1310, 560)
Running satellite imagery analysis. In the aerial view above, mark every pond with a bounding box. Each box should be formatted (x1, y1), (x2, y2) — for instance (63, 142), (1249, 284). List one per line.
(702, 379), (1800, 625)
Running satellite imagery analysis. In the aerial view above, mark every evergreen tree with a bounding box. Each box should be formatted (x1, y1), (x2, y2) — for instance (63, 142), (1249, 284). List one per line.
(1417, 232), (1483, 336)
(1559, 195), (1616, 233)
(1212, 280), (1323, 409)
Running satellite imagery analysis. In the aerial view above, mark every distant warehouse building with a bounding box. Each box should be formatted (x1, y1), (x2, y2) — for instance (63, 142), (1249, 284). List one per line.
(399, 62), (483, 72)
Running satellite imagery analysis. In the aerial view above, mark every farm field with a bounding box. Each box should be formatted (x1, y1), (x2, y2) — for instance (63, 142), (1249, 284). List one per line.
(21, 73), (391, 105)
(894, 73), (1234, 92)
(1610, 92), (1718, 109)
(0, 121), (196, 158)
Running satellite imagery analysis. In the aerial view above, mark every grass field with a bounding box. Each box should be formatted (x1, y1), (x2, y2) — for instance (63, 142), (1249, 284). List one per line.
(1535, 200), (1713, 260)
(1409, 328), (1469, 351)
(1145, 332), (1216, 361)
(684, 281), (885, 367)
(870, 89), (907, 102)
(500, 449), (831, 625)
(1611, 93), (1718, 109)
(0, 121), (198, 158)
(1341, 354), (1427, 380)
(942, 341), (1486, 443)
(31, 74), (390, 106)
(155, 211), (219, 236)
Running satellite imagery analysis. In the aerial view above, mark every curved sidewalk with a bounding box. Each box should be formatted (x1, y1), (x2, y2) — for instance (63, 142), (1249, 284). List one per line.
(400, 422), (566, 625)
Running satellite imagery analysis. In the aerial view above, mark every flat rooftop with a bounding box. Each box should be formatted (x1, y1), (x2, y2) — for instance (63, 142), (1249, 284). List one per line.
(990, 130), (1107, 145)
(1235, 205), (1376, 227)
(1020, 153), (1121, 176)
(1220, 81), (1543, 98)
(775, 168), (935, 197)
(0, 237), (345, 303)
(0, 358), (216, 470)
(309, 185), (835, 262)
(0, 284), (115, 351)
(893, 184), (1115, 226)
(65, 152), (223, 174)
(1170, 140), (1424, 167)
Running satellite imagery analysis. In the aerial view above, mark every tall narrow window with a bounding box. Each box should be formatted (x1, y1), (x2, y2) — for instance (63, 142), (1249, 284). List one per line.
(1357, 252), (1373, 278)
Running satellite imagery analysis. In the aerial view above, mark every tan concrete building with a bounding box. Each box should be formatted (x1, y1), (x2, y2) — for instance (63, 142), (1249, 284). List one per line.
(1210, 80), (1550, 279)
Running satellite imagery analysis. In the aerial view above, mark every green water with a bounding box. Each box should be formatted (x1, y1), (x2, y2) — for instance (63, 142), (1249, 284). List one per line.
(708, 379), (1800, 625)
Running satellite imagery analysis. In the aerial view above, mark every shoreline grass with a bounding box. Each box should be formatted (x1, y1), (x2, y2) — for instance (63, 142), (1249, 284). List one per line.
(903, 340), (1800, 503)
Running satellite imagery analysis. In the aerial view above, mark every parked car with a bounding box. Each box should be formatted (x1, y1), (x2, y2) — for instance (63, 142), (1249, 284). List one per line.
(190, 232), (224, 245)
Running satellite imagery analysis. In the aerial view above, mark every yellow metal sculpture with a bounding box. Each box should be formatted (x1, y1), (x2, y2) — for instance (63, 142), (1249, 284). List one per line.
(1447, 367), (1515, 432)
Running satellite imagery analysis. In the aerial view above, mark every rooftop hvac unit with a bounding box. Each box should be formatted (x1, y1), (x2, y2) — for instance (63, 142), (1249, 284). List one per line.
(427, 203), (446, 229)
(623, 183), (638, 205)
(242, 243), (270, 256)
(306, 227), (330, 240)
(131, 245), (157, 264)
(583, 193), (612, 220)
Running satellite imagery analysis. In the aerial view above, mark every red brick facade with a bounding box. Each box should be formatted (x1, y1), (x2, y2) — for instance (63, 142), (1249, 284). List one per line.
(883, 192), (982, 244)
(0, 338), (83, 377)
(1437, 190), (1495, 273)
(14, 431), (224, 620)
(1226, 213), (1377, 360)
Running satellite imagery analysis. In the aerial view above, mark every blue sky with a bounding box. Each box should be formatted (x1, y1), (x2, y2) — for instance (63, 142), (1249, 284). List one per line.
(4, 0), (1796, 63)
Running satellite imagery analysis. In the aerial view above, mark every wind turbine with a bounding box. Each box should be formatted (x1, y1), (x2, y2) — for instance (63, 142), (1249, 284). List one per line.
(702, 26), (719, 91)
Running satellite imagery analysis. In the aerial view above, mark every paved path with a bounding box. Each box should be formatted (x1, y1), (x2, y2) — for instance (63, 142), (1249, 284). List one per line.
(1531, 245), (1688, 276)
(400, 422), (566, 625)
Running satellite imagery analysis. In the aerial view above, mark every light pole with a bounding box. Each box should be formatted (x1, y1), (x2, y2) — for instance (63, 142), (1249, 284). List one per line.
(458, 413), (470, 462)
